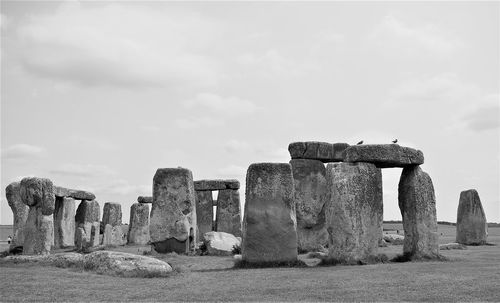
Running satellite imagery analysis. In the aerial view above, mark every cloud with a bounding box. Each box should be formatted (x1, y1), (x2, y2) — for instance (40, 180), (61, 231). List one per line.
(173, 116), (223, 129)
(10, 2), (220, 88)
(224, 140), (250, 153)
(96, 179), (150, 196)
(370, 14), (461, 55)
(139, 125), (161, 133)
(1, 144), (45, 160)
(216, 165), (247, 179)
(236, 49), (315, 78)
(184, 93), (258, 116)
(69, 135), (117, 150)
(461, 105), (499, 132)
(49, 163), (116, 178)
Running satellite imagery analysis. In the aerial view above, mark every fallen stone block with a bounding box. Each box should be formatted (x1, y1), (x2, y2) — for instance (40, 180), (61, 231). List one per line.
(203, 231), (241, 256)
(383, 233), (405, 245)
(344, 144), (424, 168)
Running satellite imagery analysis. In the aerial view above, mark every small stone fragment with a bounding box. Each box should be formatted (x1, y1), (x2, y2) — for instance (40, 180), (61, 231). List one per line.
(203, 231), (241, 256)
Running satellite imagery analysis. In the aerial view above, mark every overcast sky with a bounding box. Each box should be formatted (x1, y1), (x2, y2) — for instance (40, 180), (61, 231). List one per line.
(1, 1), (499, 225)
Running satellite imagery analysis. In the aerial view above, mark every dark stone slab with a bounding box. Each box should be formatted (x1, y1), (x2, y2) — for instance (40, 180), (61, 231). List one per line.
(344, 144), (424, 168)
(288, 142), (349, 162)
(194, 179), (240, 191)
(137, 196), (153, 204)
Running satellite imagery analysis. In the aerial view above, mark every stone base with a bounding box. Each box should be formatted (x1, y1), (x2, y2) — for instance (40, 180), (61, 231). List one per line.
(152, 238), (190, 254)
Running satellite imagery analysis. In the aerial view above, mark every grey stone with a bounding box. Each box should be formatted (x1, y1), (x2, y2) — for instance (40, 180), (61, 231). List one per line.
(54, 197), (76, 248)
(194, 179), (240, 191)
(128, 203), (150, 245)
(75, 226), (91, 250)
(216, 189), (241, 237)
(5, 182), (29, 247)
(440, 242), (467, 250)
(102, 202), (122, 227)
(75, 200), (100, 223)
(290, 159), (328, 252)
(242, 163), (298, 263)
(325, 162), (383, 262)
(150, 168), (197, 253)
(456, 189), (488, 245)
(399, 166), (439, 259)
(19, 177), (55, 215)
(137, 196), (153, 204)
(23, 207), (54, 255)
(344, 144), (424, 168)
(53, 186), (95, 201)
(195, 191), (213, 239)
(203, 231), (241, 256)
(383, 233), (405, 245)
(102, 224), (127, 246)
(288, 141), (349, 162)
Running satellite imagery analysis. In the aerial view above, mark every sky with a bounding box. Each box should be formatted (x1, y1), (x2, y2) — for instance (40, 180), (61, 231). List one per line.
(1, 1), (499, 225)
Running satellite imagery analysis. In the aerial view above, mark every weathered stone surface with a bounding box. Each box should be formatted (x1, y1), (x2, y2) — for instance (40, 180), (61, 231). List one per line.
(54, 197), (76, 248)
(203, 231), (241, 256)
(288, 142), (349, 162)
(383, 233), (405, 245)
(290, 159), (328, 252)
(194, 179), (240, 191)
(399, 166), (439, 259)
(137, 196), (153, 204)
(53, 186), (95, 201)
(456, 189), (488, 245)
(102, 224), (127, 246)
(216, 189), (241, 237)
(102, 202), (122, 227)
(128, 203), (150, 245)
(75, 226), (91, 250)
(19, 177), (55, 215)
(440, 243), (467, 250)
(242, 163), (297, 263)
(325, 162), (383, 262)
(23, 207), (54, 255)
(5, 182), (29, 247)
(75, 200), (100, 223)
(150, 168), (197, 253)
(344, 144), (424, 168)
(195, 191), (213, 239)
(82, 251), (172, 277)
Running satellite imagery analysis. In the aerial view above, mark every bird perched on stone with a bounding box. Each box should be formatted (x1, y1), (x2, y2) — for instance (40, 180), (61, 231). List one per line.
(356, 140), (363, 145)
(392, 139), (398, 143)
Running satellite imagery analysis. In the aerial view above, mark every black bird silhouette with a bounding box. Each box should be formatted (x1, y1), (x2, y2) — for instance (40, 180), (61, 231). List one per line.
(356, 140), (363, 145)
(392, 139), (398, 143)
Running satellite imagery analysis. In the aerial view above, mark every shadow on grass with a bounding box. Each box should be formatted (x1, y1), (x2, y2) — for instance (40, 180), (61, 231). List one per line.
(233, 259), (308, 269)
(318, 254), (389, 266)
(391, 252), (448, 263)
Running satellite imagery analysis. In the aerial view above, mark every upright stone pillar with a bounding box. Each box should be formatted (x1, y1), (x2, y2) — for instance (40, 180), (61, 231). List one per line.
(128, 203), (150, 245)
(242, 163), (297, 263)
(216, 189), (241, 237)
(102, 202), (122, 227)
(5, 182), (29, 247)
(54, 196), (76, 248)
(325, 162), (383, 262)
(456, 189), (487, 245)
(290, 159), (328, 252)
(19, 177), (55, 255)
(75, 200), (100, 248)
(398, 166), (439, 259)
(195, 191), (214, 239)
(150, 168), (197, 253)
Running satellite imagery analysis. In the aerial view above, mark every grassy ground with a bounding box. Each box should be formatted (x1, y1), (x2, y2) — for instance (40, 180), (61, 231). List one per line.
(1, 225), (499, 301)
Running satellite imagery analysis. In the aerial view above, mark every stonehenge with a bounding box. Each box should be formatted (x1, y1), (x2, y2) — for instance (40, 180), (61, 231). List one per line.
(150, 167), (197, 253)
(128, 203), (150, 245)
(456, 189), (488, 245)
(242, 163), (298, 263)
(195, 190), (214, 238)
(75, 200), (101, 248)
(102, 202), (126, 246)
(54, 197), (76, 248)
(5, 182), (29, 247)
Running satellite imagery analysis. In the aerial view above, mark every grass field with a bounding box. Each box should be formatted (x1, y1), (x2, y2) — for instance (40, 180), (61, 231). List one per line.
(1, 224), (499, 301)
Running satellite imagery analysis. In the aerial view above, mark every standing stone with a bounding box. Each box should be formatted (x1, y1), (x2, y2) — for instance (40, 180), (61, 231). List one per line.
(19, 177), (55, 255)
(102, 202), (122, 227)
(102, 224), (126, 246)
(150, 168), (197, 253)
(5, 182), (29, 247)
(456, 189), (488, 245)
(242, 163), (297, 263)
(325, 162), (383, 262)
(398, 166), (439, 259)
(216, 189), (241, 237)
(195, 191), (214, 239)
(75, 200), (100, 247)
(54, 197), (76, 248)
(128, 203), (150, 245)
(290, 159), (328, 252)
(75, 226), (91, 250)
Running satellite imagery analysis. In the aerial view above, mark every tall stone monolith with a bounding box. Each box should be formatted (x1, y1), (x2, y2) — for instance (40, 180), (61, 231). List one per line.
(398, 166), (439, 259)
(54, 196), (76, 248)
(102, 202), (122, 227)
(150, 168), (197, 253)
(19, 177), (55, 255)
(290, 159), (328, 252)
(75, 200), (100, 248)
(325, 162), (383, 262)
(242, 163), (297, 263)
(216, 189), (241, 237)
(456, 189), (488, 245)
(128, 203), (150, 245)
(5, 182), (29, 247)
(195, 190), (214, 239)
